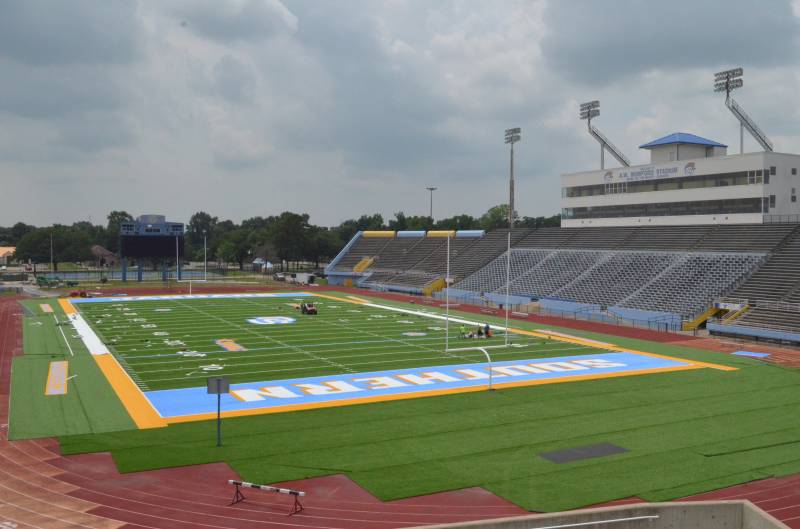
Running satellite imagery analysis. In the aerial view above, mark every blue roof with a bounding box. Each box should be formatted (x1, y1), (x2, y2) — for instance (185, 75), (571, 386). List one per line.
(639, 132), (727, 149)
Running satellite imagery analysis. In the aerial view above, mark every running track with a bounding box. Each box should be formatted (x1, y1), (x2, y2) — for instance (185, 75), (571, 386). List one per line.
(3, 288), (800, 528)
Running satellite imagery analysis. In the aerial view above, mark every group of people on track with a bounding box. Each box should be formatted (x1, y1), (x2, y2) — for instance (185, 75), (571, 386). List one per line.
(459, 323), (492, 339)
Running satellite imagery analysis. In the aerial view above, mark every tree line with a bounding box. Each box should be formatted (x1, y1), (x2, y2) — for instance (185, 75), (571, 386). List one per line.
(1, 206), (559, 271)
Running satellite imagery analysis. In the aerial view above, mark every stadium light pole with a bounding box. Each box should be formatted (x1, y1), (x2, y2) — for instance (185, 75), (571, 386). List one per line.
(504, 128), (521, 346)
(203, 229), (207, 281)
(426, 186), (437, 220)
(50, 228), (54, 273)
(714, 68), (745, 153)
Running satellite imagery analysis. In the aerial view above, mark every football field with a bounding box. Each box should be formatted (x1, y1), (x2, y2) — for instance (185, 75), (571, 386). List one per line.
(73, 293), (595, 392)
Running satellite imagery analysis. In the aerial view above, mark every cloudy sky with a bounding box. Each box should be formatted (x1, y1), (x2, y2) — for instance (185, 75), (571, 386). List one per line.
(2, 0), (799, 227)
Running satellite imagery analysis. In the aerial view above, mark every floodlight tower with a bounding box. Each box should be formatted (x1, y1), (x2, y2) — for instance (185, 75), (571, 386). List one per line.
(503, 128), (520, 346)
(714, 67), (773, 153)
(504, 128), (521, 229)
(426, 186), (437, 220)
(579, 101), (630, 169)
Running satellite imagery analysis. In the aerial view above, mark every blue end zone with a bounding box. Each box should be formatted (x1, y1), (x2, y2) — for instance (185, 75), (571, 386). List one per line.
(145, 351), (692, 419)
(70, 292), (314, 304)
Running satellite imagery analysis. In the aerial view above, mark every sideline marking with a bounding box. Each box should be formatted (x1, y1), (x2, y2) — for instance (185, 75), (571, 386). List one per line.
(45, 361), (68, 395)
(60, 298), (166, 429)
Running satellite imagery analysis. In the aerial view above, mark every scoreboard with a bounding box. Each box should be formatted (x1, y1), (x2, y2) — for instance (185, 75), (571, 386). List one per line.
(120, 215), (185, 259)
(120, 235), (184, 258)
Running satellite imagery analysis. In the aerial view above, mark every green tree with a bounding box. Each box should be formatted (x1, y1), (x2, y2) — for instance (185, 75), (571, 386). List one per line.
(10, 222), (35, 244)
(434, 214), (481, 230)
(187, 211), (218, 260)
(14, 226), (91, 271)
(517, 214), (561, 228)
(270, 212), (310, 269)
(404, 215), (434, 231)
(479, 204), (511, 230)
(105, 211), (133, 252)
(305, 227), (341, 268)
(336, 213), (384, 241)
(215, 229), (252, 270)
(388, 212), (408, 231)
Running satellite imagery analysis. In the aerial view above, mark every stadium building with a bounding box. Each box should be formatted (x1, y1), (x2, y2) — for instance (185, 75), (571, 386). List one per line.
(327, 75), (800, 345)
(561, 133), (800, 227)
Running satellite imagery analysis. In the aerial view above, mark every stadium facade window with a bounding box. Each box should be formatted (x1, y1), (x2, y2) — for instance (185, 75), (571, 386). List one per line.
(770, 166), (777, 175)
(793, 168), (798, 176)
(563, 170), (753, 198)
(561, 197), (762, 220)
(770, 195), (776, 208)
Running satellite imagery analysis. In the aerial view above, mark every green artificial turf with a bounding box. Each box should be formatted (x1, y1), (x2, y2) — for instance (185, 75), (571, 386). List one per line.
(72, 294), (582, 391)
(8, 299), (135, 439)
(43, 292), (800, 511)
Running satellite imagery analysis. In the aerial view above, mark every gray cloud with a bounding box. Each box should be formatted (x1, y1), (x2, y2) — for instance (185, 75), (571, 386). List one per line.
(1, 0), (799, 227)
(542, 0), (800, 85)
(0, 0), (140, 66)
(0, 1), (142, 158)
(175, 0), (297, 42)
(212, 55), (257, 104)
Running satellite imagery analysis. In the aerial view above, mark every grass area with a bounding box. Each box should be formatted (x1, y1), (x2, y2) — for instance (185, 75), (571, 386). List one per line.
(49, 291), (800, 511)
(74, 294), (579, 391)
(8, 299), (135, 439)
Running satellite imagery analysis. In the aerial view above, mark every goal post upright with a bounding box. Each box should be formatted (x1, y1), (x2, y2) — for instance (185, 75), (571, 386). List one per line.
(445, 233), (451, 352)
(446, 345), (497, 391)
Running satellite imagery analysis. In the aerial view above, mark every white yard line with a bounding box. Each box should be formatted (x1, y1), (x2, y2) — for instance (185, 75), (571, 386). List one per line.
(178, 298), (353, 374)
(53, 314), (75, 357)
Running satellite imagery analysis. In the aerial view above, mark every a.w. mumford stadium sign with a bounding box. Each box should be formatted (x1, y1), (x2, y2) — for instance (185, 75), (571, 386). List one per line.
(603, 161), (697, 183)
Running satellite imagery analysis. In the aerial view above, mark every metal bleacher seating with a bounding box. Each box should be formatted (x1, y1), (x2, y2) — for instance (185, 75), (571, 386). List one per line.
(553, 251), (680, 308)
(334, 236), (391, 270)
(620, 252), (764, 317)
(509, 250), (606, 299)
(333, 223), (800, 334)
(714, 227), (800, 336)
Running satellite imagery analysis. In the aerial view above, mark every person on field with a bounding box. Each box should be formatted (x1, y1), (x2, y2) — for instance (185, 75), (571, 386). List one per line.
(484, 323), (490, 336)
(459, 325), (466, 338)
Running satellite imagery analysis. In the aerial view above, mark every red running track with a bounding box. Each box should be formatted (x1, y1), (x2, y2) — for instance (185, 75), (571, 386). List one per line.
(3, 290), (800, 528)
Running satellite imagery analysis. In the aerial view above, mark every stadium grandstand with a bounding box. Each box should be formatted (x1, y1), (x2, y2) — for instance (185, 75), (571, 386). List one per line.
(328, 129), (800, 343)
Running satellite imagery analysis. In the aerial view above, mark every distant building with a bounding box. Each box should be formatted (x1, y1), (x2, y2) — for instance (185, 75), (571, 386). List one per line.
(90, 245), (118, 266)
(0, 247), (15, 266)
(561, 132), (800, 227)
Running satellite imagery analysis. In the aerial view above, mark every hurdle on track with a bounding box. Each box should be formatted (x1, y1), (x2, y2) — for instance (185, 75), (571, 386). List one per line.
(228, 480), (305, 516)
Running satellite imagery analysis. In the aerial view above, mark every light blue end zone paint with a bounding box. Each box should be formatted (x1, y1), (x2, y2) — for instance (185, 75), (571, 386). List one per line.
(69, 292), (314, 304)
(145, 351), (692, 419)
(732, 351), (771, 358)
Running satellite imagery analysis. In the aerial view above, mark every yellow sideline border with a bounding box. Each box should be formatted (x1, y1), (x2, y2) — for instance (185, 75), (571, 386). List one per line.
(58, 298), (167, 429)
(61, 291), (735, 428)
